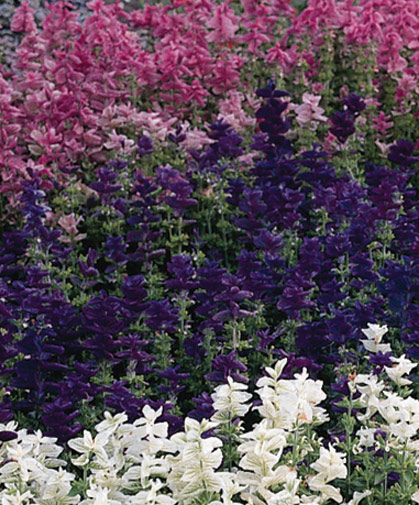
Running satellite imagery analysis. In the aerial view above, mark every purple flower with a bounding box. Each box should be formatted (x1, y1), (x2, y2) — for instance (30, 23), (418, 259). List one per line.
(207, 119), (231, 140)
(369, 351), (393, 374)
(42, 397), (82, 441)
(115, 335), (154, 375)
(350, 252), (379, 282)
(256, 329), (277, 350)
(0, 431), (18, 442)
(157, 365), (190, 395)
(78, 248), (99, 277)
(83, 295), (127, 337)
(254, 80), (291, 146)
(226, 177), (246, 206)
(329, 110), (355, 143)
(277, 285), (315, 314)
(90, 167), (122, 195)
(166, 254), (197, 291)
(342, 93), (366, 116)
(168, 126), (186, 145)
(156, 166), (198, 217)
(105, 235), (127, 264)
(121, 275), (147, 312)
(296, 321), (330, 360)
(188, 392), (215, 421)
(205, 351), (248, 384)
(388, 139), (419, 167)
(326, 311), (355, 345)
(213, 127), (244, 159)
(212, 274), (255, 321)
(146, 299), (179, 333)
(325, 235), (350, 258)
(235, 188), (267, 233)
(73, 361), (99, 378)
(253, 230), (283, 255)
(137, 135), (154, 156)
(255, 78), (290, 98)
(331, 375), (350, 395)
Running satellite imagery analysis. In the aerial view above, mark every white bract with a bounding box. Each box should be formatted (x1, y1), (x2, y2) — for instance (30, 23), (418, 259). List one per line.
(360, 323), (391, 353)
(211, 377), (252, 423)
(256, 364), (328, 430)
(384, 354), (417, 386)
(167, 417), (224, 504)
(307, 446), (347, 503)
(0, 424), (79, 505)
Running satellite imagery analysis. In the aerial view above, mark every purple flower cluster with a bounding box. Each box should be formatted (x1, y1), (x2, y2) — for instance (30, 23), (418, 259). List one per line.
(329, 93), (366, 143)
(0, 82), (417, 442)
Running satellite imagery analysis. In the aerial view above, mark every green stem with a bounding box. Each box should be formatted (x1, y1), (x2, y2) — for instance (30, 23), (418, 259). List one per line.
(178, 216), (183, 254)
(345, 387), (353, 497)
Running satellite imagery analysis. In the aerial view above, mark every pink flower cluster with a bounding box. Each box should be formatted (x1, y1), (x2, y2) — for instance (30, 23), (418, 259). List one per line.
(1, 0), (295, 201)
(0, 0), (417, 203)
(284, 0), (419, 96)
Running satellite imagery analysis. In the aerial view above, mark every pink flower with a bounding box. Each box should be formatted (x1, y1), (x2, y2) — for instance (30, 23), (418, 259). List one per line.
(206, 2), (239, 43)
(104, 130), (136, 153)
(10, 1), (37, 34)
(239, 21), (271, 54)
(58, 213), (86, 243)
(372, 111), (394, 135)
(209, 55), (243, 95)
(217, 91), (256, 131)
(395, 72), (417, 101)
(293, 93), (327, 129)
(179, 122), (212, 151)
(266, 43), (297, 73)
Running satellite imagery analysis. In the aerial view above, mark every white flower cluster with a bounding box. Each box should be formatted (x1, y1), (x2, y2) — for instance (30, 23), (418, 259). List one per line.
(356, 323), (419, 446)
(2, 324), (419, 505)
(211, 377), (252, 424)
(338, 324), (419, 503)
(255, 359), (329, 429)
(167, 418), (225, 504)
(68, 407), (172, 505)
(235, 359), (350, 504)
(0, 422), (78, 505)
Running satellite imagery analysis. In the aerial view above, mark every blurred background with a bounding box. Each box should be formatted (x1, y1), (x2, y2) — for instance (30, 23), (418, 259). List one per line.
(0, 0), (308, 69)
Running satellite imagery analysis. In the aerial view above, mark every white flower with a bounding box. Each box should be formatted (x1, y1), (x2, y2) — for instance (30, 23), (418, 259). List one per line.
(68, 430), (109, 467)
(256, 366), (328, 429)
(1, 489), (34, 505)
(344, 490), (372, 505)
(257, 359), (288, 387)
(4, 442), (43, 483)
(310, 446), (347, 482)
(96, 411), (128, 436)
(167, 418), (224, 503)
(131, 479), (176, 505)
(217, 472), (247, 505)
(384, 354), (417, 386)
(360, 323), (391, 353)
(300, 497), (322, 504)
(239, 422), (287, 458)
(81, 484), (120, 505)
(307, 476), (343, 503)
(389, 421), (419, 440)
(134, 406), (168, 441)
(354, 427), (378, 453)
(211, 377), (252, 423)
(38, 467), (77, 501)
(354, 374), (385, 421)
(412, 490), (419, 503)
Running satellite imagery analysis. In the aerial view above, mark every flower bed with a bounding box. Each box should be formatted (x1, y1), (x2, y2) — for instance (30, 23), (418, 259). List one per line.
(0, 0), (418, 503)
